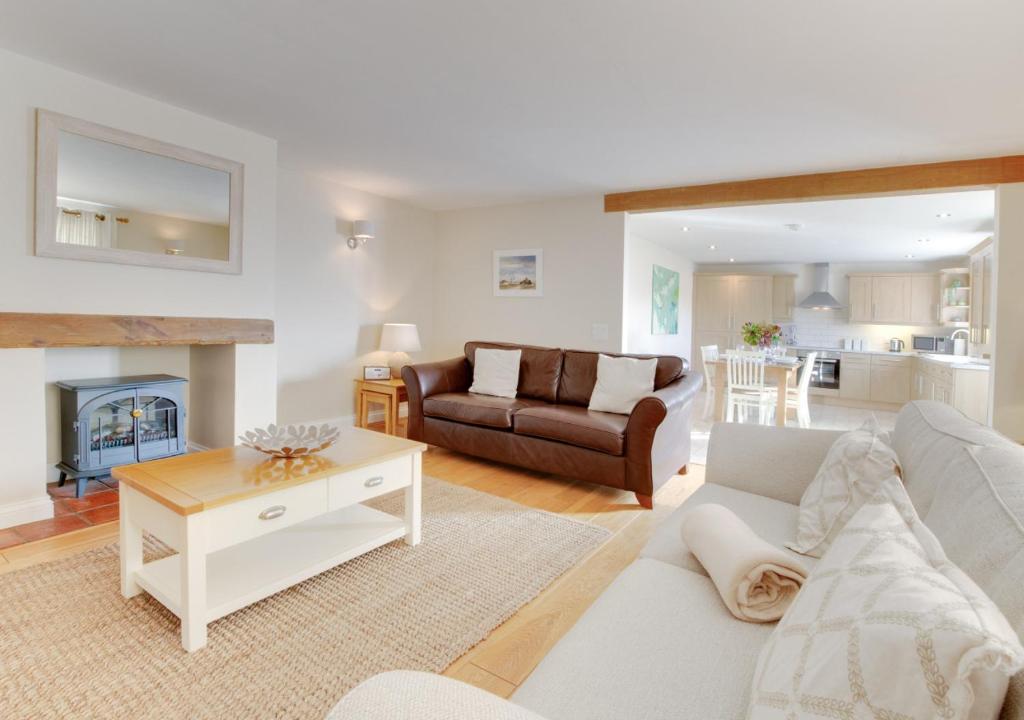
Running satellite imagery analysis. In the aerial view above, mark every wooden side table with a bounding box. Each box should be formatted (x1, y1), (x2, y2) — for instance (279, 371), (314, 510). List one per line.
(355, 378), (408, 435)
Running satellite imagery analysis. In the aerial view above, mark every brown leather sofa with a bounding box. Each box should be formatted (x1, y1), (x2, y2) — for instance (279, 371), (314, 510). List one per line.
(402, 341), (702, 508)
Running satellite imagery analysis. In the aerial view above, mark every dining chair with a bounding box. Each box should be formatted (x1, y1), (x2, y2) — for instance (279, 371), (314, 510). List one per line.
(699, 345), (720, 419)
(785, 351), (816, 428)
(725, 350), (773, 425)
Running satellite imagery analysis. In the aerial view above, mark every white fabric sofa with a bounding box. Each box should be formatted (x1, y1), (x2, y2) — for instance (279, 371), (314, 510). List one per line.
(328, 401), (1024, 720)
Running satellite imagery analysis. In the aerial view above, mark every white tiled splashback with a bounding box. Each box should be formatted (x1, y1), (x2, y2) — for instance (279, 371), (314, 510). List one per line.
(781, 308), (949, 352)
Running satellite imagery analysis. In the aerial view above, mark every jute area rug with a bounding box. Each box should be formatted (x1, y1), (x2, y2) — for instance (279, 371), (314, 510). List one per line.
(0, 477), (610, 719)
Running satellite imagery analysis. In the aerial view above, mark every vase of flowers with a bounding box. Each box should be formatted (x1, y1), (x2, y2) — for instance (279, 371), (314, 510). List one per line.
(741, 322), (783, 350)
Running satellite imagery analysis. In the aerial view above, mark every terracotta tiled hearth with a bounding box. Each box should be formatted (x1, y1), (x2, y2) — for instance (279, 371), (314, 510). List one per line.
(0, 480), (121, 550)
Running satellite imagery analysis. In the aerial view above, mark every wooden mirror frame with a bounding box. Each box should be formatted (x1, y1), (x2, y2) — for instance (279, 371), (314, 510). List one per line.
(35, 109), (244, 274)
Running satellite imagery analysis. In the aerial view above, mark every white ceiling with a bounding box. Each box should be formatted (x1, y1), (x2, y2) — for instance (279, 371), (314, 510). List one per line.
(2, 1), (1023, 210)
(57, 131), (229, 224)
(628, 190), (994, 264)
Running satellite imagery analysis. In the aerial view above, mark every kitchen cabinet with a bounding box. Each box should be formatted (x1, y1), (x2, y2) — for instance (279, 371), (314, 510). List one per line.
(916, 356), (989, 424)
(772, 275), (796, 322)
(848, 277), (873, 323)
(968, 243), (994, 358)
(909, 275), (940, 324)
(871, 276), (911, 323)
(839, 354), (871, 401)
(869, 356), (911, 404)
(847, 273), (938, 325)
(693, 274), (774, 376)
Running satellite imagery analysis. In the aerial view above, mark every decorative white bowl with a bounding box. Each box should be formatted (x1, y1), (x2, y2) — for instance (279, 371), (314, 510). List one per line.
(239, 423), (341, 459)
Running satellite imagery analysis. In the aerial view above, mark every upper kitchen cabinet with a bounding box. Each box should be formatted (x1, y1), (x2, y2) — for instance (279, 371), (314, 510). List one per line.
(847, 273), (939, 324)
(909, 275), (940, 324)
(772, 275), (797, 322)
(848, 276), (873, 322)
(969, 240), (994, 358)
(693, 274), (772, 332)
(733, 276), (774, 326)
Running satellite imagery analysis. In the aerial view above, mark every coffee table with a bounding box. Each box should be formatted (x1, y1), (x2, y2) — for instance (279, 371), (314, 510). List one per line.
(115, 426), (426, 651)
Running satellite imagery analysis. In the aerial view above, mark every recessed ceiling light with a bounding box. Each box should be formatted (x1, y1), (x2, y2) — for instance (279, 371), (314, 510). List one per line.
(905, 253), (915, 259)
(729, 257), (736, 263)
(708, 244), (717, 250)
(936, 212), (952, 219)
(783, 223), (803, 232)
(918, 237), (931, 243)
(681, 226), (690, 232)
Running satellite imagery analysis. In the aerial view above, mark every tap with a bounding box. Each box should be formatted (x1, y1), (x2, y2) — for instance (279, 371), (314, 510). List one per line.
(950, 328), (969, 356)
(950, 329), (969, 341)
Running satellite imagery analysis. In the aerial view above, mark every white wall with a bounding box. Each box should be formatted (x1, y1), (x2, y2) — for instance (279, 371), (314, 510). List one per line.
(623, 230), (695, 362)
(275, 169), (438, 425)
(0, 48), (278, 318)
(992, 183), (1024, 441)
(434, 196), (627, 357)
(697, 260), (955, 352)
(0, 49), (279, 526)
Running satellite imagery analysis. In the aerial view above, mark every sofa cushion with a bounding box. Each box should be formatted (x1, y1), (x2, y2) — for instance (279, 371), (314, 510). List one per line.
(465, 341), (563, 403)
(512, 558), (774, 720)
(513, 405), (627, 455)
(640, 483), (817, 575)
(557, 350), (686, 406)
(892, 400), (1014, 516)
(422, 392), (544, 430)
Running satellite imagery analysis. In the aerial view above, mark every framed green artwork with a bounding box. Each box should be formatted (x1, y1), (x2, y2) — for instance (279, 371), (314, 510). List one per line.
(651, 264), (679, 335)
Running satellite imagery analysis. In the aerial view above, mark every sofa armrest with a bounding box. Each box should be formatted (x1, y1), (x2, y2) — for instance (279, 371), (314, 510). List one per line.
(624, 372), (703, 498)
(705, 423), (843, 505)
(401, 356), (471, 441)
(327, 671), (549, 720)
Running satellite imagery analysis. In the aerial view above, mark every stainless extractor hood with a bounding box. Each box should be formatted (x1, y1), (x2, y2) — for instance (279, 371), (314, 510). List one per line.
(798, 263), (843, 310)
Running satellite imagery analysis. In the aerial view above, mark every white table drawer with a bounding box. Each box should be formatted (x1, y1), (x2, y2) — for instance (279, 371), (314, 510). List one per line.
(204, 480), (329, 552)
(329, 456), (412, 510)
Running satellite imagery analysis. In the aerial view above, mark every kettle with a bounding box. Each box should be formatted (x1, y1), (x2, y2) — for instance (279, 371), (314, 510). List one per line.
(889, 337), (905, 353)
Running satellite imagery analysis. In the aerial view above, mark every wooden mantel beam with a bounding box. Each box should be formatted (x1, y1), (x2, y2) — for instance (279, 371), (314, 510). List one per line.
(604, 155), (1024, 213)
(0, 313), (274, 348)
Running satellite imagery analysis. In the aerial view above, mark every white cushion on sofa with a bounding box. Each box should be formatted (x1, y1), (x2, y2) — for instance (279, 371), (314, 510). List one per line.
(468, 348), (521, 398)
(513, 558), (774, 720)
(786, 418), (900, 558)
(587, 354), (656, 414)
(749, 476), (1024, 720)
(640, 483), (817, 576)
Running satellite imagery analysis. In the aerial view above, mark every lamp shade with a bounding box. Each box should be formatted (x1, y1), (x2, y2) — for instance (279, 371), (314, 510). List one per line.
(379, 323), (421, 353)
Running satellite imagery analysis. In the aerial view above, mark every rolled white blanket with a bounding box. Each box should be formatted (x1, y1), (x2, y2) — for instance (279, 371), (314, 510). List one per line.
(681, 503), (808, 623)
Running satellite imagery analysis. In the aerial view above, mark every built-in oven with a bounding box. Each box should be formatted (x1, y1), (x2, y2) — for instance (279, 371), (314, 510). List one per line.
(796, 350), (841, 390)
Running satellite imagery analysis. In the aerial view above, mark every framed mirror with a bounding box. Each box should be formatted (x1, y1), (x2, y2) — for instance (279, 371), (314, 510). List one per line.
(35, 109), (243, 274)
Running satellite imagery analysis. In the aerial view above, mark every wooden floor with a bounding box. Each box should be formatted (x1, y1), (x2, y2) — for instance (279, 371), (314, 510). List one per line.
(0, 420), (703, 699)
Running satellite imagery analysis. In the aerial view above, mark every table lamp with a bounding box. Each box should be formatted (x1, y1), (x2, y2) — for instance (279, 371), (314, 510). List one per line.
(379, 323), (421, 378)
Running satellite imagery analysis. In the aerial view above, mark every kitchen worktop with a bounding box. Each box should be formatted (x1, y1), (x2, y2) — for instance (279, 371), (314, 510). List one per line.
(790, 345), (989, 371)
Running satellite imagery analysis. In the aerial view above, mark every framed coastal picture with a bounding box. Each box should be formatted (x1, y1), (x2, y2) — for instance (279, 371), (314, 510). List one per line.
(494, 249), (543, 297)
(651, 264), (679, 335)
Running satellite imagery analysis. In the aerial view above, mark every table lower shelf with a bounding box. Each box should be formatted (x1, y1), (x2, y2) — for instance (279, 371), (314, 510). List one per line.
(133, 503), (406, 623)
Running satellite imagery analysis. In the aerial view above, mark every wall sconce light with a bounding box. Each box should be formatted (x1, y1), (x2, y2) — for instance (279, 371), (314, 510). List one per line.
(347, 220), (375, 250)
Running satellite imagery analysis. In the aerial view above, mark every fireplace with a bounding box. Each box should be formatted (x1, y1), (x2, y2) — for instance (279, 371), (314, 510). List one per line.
(56, 374), (187, 497)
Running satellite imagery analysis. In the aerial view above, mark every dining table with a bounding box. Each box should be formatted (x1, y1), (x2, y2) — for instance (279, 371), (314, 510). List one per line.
(705, 356), (804, 427)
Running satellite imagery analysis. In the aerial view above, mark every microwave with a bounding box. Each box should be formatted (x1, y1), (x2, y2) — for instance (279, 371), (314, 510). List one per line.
(912, 335), (953, 354)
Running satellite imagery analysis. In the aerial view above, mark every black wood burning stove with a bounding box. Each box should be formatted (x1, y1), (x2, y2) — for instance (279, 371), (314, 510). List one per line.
(56, 374), (187, 497)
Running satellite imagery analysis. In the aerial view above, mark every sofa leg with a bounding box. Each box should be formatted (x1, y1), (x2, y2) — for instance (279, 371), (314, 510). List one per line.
(678, 464), (688, 475)
(635, 493), (653, 509)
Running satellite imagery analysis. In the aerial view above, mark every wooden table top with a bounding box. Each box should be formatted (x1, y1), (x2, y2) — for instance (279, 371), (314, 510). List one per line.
(355, 378), (405, 390)
(114, 426), (426, 516)
(705, 357), (803, 370)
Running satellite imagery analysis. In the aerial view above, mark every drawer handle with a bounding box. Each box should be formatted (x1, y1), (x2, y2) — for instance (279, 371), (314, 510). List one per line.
(258, 505), (287, 521)
(364, 476), (384, 488)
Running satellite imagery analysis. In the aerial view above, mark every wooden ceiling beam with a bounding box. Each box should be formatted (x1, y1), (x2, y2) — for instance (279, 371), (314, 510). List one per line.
(604, 155), (1024, 213)
(0, 313), (274, 348)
